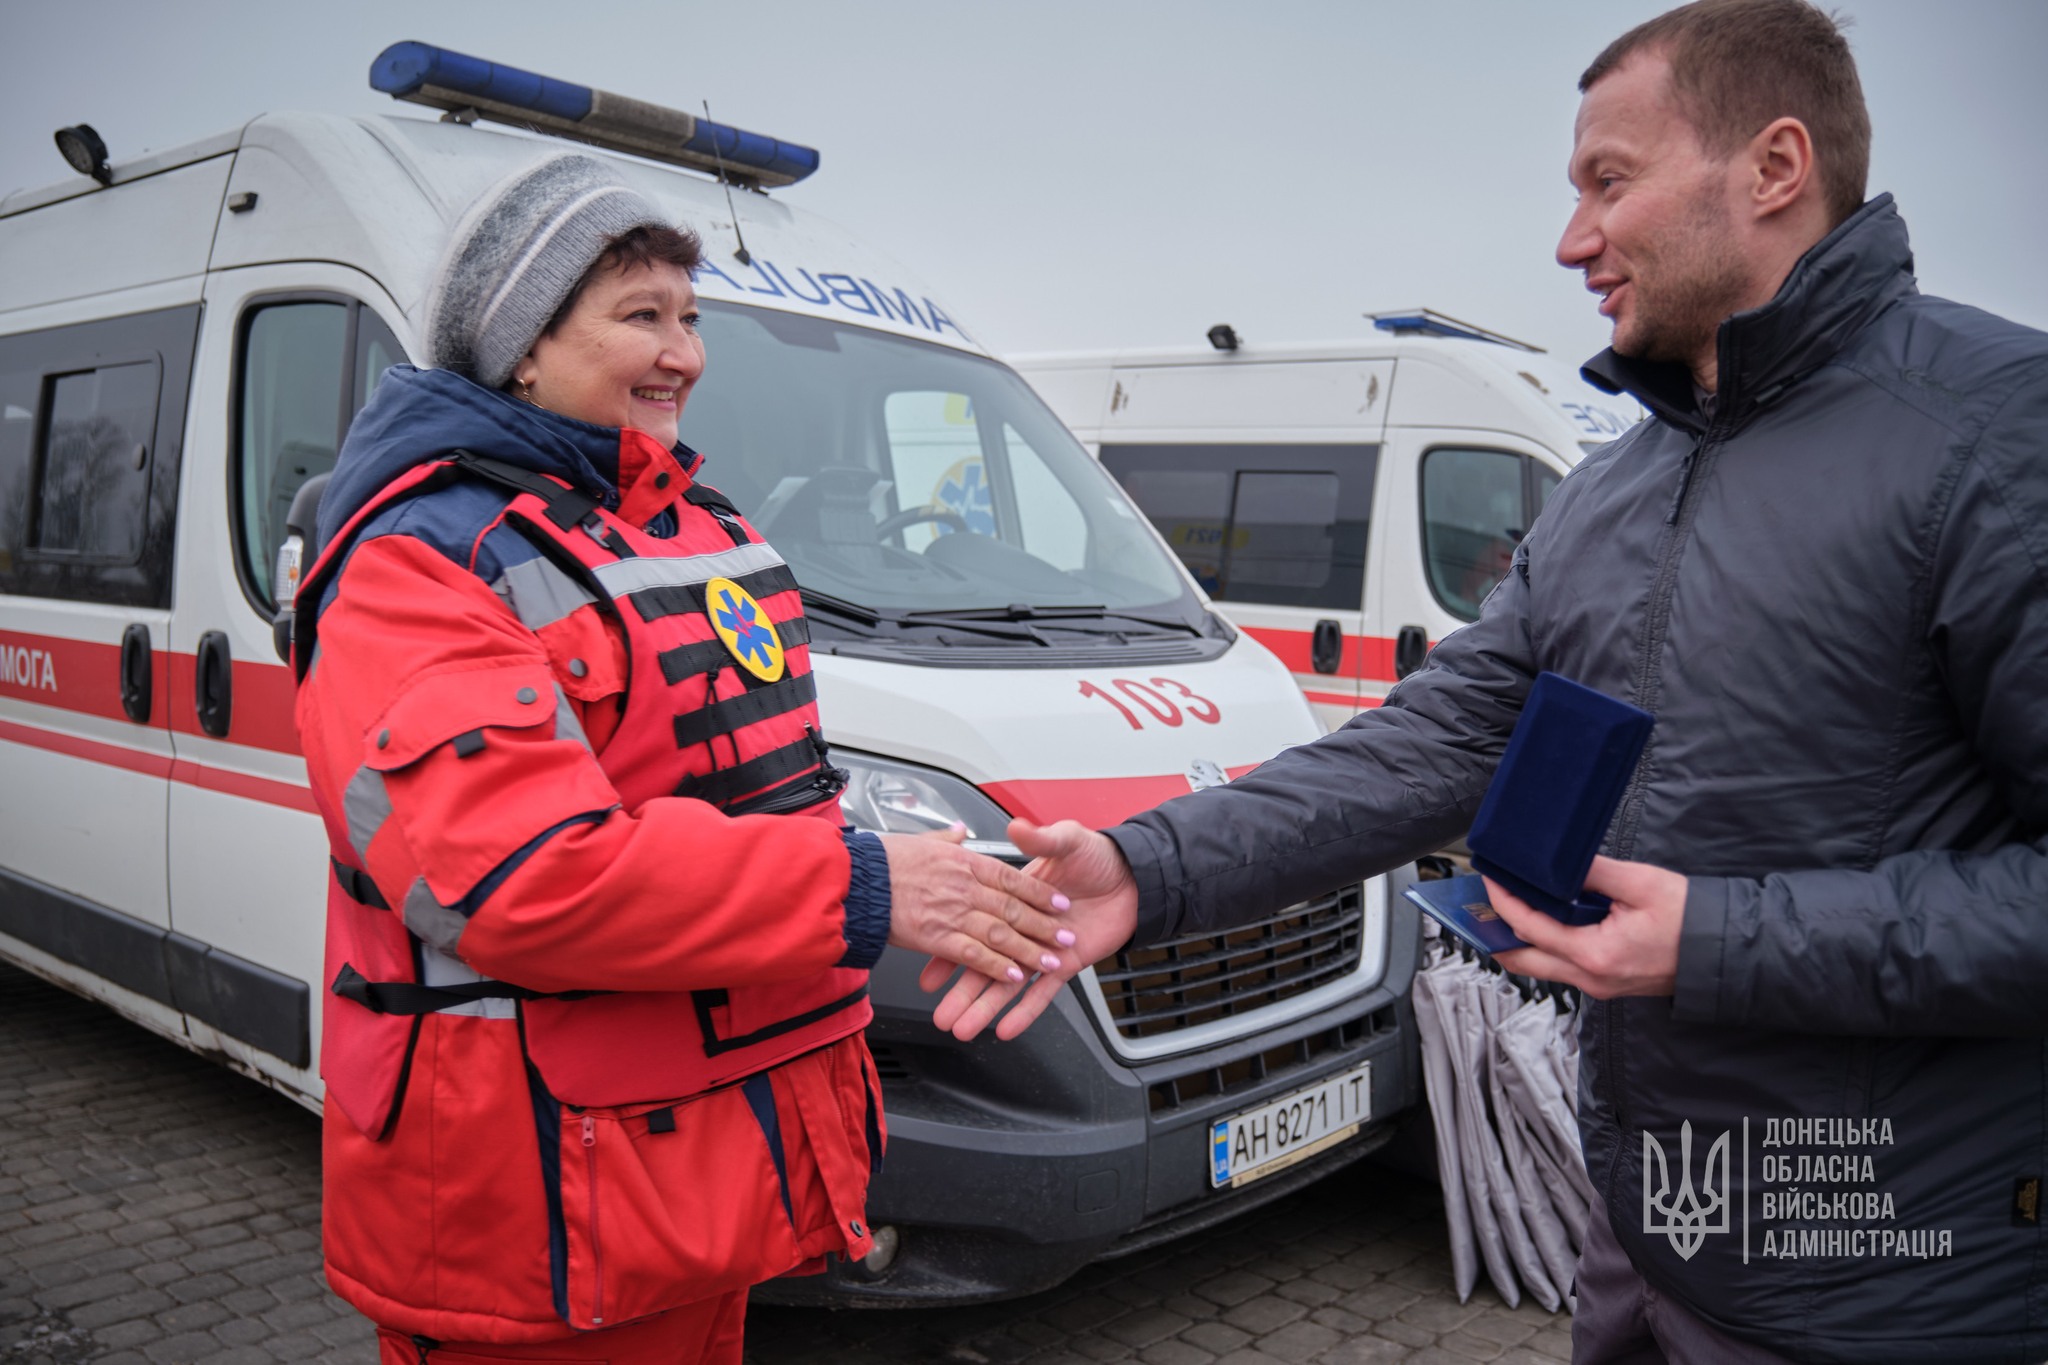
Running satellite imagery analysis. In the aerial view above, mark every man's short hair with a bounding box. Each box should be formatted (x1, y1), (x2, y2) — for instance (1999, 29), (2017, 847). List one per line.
(1581, 0), (1871, 225)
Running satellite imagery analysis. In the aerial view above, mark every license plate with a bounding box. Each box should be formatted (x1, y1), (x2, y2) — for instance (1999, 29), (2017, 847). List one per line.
(1209, 1061), (1371, 1188)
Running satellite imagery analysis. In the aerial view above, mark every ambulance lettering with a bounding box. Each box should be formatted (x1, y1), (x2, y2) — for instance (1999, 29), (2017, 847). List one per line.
(694, 256), (971, 341)
(1558, 401), (1633, 436)
(861, 280), (927, 331)
(736, 258), (787, 299)
(0, 643), (58, 692)
(763, 262), (829, 306)
(815, 272), (879, 317)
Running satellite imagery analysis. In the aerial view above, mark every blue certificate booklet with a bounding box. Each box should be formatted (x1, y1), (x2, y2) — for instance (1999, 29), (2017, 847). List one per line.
(1403, 673), (1653, 956)
(1405, 873), (1531, 955)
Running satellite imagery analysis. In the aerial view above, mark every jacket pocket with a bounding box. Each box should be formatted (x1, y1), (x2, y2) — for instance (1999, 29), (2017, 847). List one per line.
(533, 604), (626, 707)
(773, 1038), (882, 1265)
(367, 661), (620, 905)
(555, 1082), (802, 1330)
(713, 968), (870, 1052)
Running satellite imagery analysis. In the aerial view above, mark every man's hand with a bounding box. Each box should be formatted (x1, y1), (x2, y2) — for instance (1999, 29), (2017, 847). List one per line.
(881, 827), (1078, 986)
(919, 819), (1140, 1041)
(1489, 854), (1685, 998)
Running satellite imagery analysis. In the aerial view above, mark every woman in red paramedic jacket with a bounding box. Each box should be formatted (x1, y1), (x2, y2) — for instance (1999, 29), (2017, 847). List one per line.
(294, 155), (1076, 1364)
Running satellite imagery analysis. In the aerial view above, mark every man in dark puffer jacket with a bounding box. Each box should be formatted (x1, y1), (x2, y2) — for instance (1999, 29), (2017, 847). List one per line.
(935, 1), (2048, 1359)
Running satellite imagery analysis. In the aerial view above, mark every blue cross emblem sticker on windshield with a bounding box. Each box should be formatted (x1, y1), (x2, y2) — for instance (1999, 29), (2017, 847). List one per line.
(705, 576), (786, 683)
(934, 459), (999, 536)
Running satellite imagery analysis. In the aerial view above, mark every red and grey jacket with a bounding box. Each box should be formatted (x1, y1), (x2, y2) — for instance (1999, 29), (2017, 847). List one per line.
(294, 370), (889, 1340)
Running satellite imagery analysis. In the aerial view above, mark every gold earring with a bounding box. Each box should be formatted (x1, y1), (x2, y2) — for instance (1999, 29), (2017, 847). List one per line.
(517, 380), (546, 411)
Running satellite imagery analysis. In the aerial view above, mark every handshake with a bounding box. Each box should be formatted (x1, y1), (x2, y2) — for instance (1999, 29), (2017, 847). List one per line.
(879, 819), (1138, 1042)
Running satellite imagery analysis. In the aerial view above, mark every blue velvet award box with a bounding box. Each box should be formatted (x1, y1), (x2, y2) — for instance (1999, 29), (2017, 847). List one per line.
(1403, 672), (1653, 956)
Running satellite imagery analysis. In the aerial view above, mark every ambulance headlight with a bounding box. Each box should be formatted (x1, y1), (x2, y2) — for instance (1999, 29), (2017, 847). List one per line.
(834, 750), (1019, 857)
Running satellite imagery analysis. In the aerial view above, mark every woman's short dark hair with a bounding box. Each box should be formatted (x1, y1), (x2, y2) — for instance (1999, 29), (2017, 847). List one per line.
(541, 223), (705, 338)
(1580, 0), (1871, 226)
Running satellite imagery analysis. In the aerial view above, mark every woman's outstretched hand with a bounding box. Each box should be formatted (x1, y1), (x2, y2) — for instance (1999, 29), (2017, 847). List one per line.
(881, 826), (1081, 987)
(918, 819), (1140, 1042)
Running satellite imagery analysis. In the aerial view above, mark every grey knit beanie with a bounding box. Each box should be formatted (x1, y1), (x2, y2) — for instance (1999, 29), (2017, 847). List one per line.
(422, 154), (670, 389)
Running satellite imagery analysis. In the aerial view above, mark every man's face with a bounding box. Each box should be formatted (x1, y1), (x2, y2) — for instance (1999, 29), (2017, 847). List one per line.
(1557, 53), (1751, 366)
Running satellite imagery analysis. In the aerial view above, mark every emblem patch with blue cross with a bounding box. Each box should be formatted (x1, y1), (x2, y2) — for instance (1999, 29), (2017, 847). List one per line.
(705, 576), (786, 683)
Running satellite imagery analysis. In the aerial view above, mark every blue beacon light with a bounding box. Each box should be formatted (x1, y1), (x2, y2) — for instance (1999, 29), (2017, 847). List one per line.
(368, 41), (819, 189)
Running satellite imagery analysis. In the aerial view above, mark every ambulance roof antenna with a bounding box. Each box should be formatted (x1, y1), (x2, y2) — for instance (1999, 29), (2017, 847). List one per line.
(703, 100), (752, 267)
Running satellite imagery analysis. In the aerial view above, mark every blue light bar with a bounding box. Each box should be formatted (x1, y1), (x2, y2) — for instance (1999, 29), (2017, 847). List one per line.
(1368, 308), (1542, 352)
(369, 41), (819, 189)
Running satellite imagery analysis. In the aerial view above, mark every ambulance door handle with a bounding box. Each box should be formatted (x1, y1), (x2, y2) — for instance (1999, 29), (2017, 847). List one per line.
(195, 631), (233, 738)
(1394, 625), (1429, 680)
(1310, 619), (1343, 675)
(118, 624), (153, 724)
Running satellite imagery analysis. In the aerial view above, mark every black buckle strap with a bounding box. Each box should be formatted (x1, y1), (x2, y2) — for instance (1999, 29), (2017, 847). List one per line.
(684, 483), (749, 547)
(656, 614), (811, 686)
(683, 482), (741, 517)
(674, 732), (828, 807)
(630, 564), (801, 623)
(659, 638), (739, 685)
(330, 963), (599, 1015)
(331, 857), (389, 910)
(672, 673), (818, 750)
(451, 450), (602, 532)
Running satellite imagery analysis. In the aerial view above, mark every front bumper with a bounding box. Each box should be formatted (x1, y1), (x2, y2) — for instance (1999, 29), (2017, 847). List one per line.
(757, 893), (1423, 1307)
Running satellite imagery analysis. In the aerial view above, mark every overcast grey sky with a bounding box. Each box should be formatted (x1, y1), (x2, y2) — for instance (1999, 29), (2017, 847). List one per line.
(3, 0), (2043, 367)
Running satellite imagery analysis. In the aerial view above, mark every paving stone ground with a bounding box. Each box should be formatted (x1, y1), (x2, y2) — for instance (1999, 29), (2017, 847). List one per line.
(0, 963), (1572, 1364)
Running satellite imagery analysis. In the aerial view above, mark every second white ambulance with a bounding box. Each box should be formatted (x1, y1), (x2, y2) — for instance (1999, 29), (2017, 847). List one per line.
(1016, 316), (1642, 731)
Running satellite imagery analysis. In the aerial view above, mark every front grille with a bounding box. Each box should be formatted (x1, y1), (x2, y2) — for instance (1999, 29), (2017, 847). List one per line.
(1092, 885), (1366, 1042)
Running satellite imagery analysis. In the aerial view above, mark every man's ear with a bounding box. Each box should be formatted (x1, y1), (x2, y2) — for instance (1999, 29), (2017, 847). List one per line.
(511, 356), (538, 389)
(1748, 116), (1816, 220)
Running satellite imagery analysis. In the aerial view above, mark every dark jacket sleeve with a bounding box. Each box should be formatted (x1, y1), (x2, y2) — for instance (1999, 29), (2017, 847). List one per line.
(1676, 368), (2048, 1036)
(1107, 550), (1540, 945)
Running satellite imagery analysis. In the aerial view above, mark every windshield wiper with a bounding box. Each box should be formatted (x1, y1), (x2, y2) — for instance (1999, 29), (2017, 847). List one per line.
(802, 590), (1048, 644)
(903, 603), (1206, 638)
(799, 588), (887, 634)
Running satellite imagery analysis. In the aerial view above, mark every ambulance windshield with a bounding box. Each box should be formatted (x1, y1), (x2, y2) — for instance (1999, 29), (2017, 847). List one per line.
(680, 303), (1196, 630)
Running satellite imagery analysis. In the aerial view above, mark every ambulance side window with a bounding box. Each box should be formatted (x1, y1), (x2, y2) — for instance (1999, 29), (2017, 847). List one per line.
(233, 297), (406, 610)
(1098, 443), (1376, 610)
(0, 304), (199, 607)
(354, 311), (405, 413)
(1421, 447), (1551, 622)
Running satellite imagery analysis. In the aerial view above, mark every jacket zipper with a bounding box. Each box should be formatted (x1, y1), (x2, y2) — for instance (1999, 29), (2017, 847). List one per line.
(1602, 417), (1723, 1162)
(582, 1114), (605, 1325)
(1612, 425), (1721, 857)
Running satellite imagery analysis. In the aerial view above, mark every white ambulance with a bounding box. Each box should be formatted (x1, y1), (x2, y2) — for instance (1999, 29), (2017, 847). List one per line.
(0, 44), (1419, 1304)
(1015, 320), (1642, 731)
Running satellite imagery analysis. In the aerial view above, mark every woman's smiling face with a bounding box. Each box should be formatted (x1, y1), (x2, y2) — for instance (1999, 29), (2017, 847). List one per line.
(513, 259), (704, 448)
